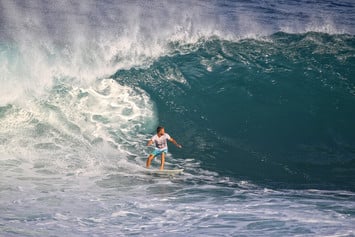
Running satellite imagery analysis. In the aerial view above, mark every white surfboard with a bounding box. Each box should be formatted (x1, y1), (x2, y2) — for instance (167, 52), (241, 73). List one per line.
(146, 169), (184, 175)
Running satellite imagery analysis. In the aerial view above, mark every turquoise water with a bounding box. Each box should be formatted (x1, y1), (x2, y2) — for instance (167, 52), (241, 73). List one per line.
(115, 33), (355, 191)
(0, 0), (354, 236)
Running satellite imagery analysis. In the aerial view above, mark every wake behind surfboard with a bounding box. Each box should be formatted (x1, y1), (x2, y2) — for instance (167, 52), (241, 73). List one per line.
(145, 169), (184, 176)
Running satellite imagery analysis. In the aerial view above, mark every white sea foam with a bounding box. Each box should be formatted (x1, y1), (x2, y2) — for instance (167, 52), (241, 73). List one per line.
(1, 0), (351, 104)
(1, 1), (354, 236)
(0, 78), (157, 176)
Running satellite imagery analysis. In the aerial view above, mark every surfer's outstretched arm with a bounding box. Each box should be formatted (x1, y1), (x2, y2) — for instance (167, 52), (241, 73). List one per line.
(169, 137), (182, 148)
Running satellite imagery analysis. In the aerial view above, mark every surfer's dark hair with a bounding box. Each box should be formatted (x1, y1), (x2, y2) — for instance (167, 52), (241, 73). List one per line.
(157, 126), (164, 133)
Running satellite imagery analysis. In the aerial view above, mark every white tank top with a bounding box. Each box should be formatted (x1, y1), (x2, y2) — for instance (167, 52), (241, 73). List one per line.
(151, 133), (171, 149)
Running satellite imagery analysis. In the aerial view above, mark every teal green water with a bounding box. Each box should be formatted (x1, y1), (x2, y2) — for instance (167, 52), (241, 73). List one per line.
(1, 1), (355, 235)
(115, 32), (355, 190)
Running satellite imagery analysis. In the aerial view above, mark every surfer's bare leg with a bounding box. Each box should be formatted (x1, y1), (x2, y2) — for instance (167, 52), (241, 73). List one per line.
(160, 152), (165, 170)
(146, 154), (154, 168)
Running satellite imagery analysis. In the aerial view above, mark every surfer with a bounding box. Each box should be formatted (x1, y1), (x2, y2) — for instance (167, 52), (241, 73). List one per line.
(146, 126), (182, 170)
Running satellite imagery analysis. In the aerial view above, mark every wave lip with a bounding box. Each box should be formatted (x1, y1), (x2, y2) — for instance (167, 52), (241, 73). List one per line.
(1, 0), (354, 107)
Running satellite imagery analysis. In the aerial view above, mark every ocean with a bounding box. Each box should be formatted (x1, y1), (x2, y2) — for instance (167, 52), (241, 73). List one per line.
(0, 0), (354, 236)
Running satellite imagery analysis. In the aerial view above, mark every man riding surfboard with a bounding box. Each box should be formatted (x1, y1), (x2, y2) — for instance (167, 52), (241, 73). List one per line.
(146, 126), (182, 170)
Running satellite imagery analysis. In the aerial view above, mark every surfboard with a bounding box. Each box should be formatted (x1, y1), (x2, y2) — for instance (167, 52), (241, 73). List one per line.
(146, 169), (184, 176)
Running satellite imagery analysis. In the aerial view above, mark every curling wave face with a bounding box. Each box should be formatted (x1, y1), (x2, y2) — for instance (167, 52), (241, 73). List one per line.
(0, 0), (355, 236)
